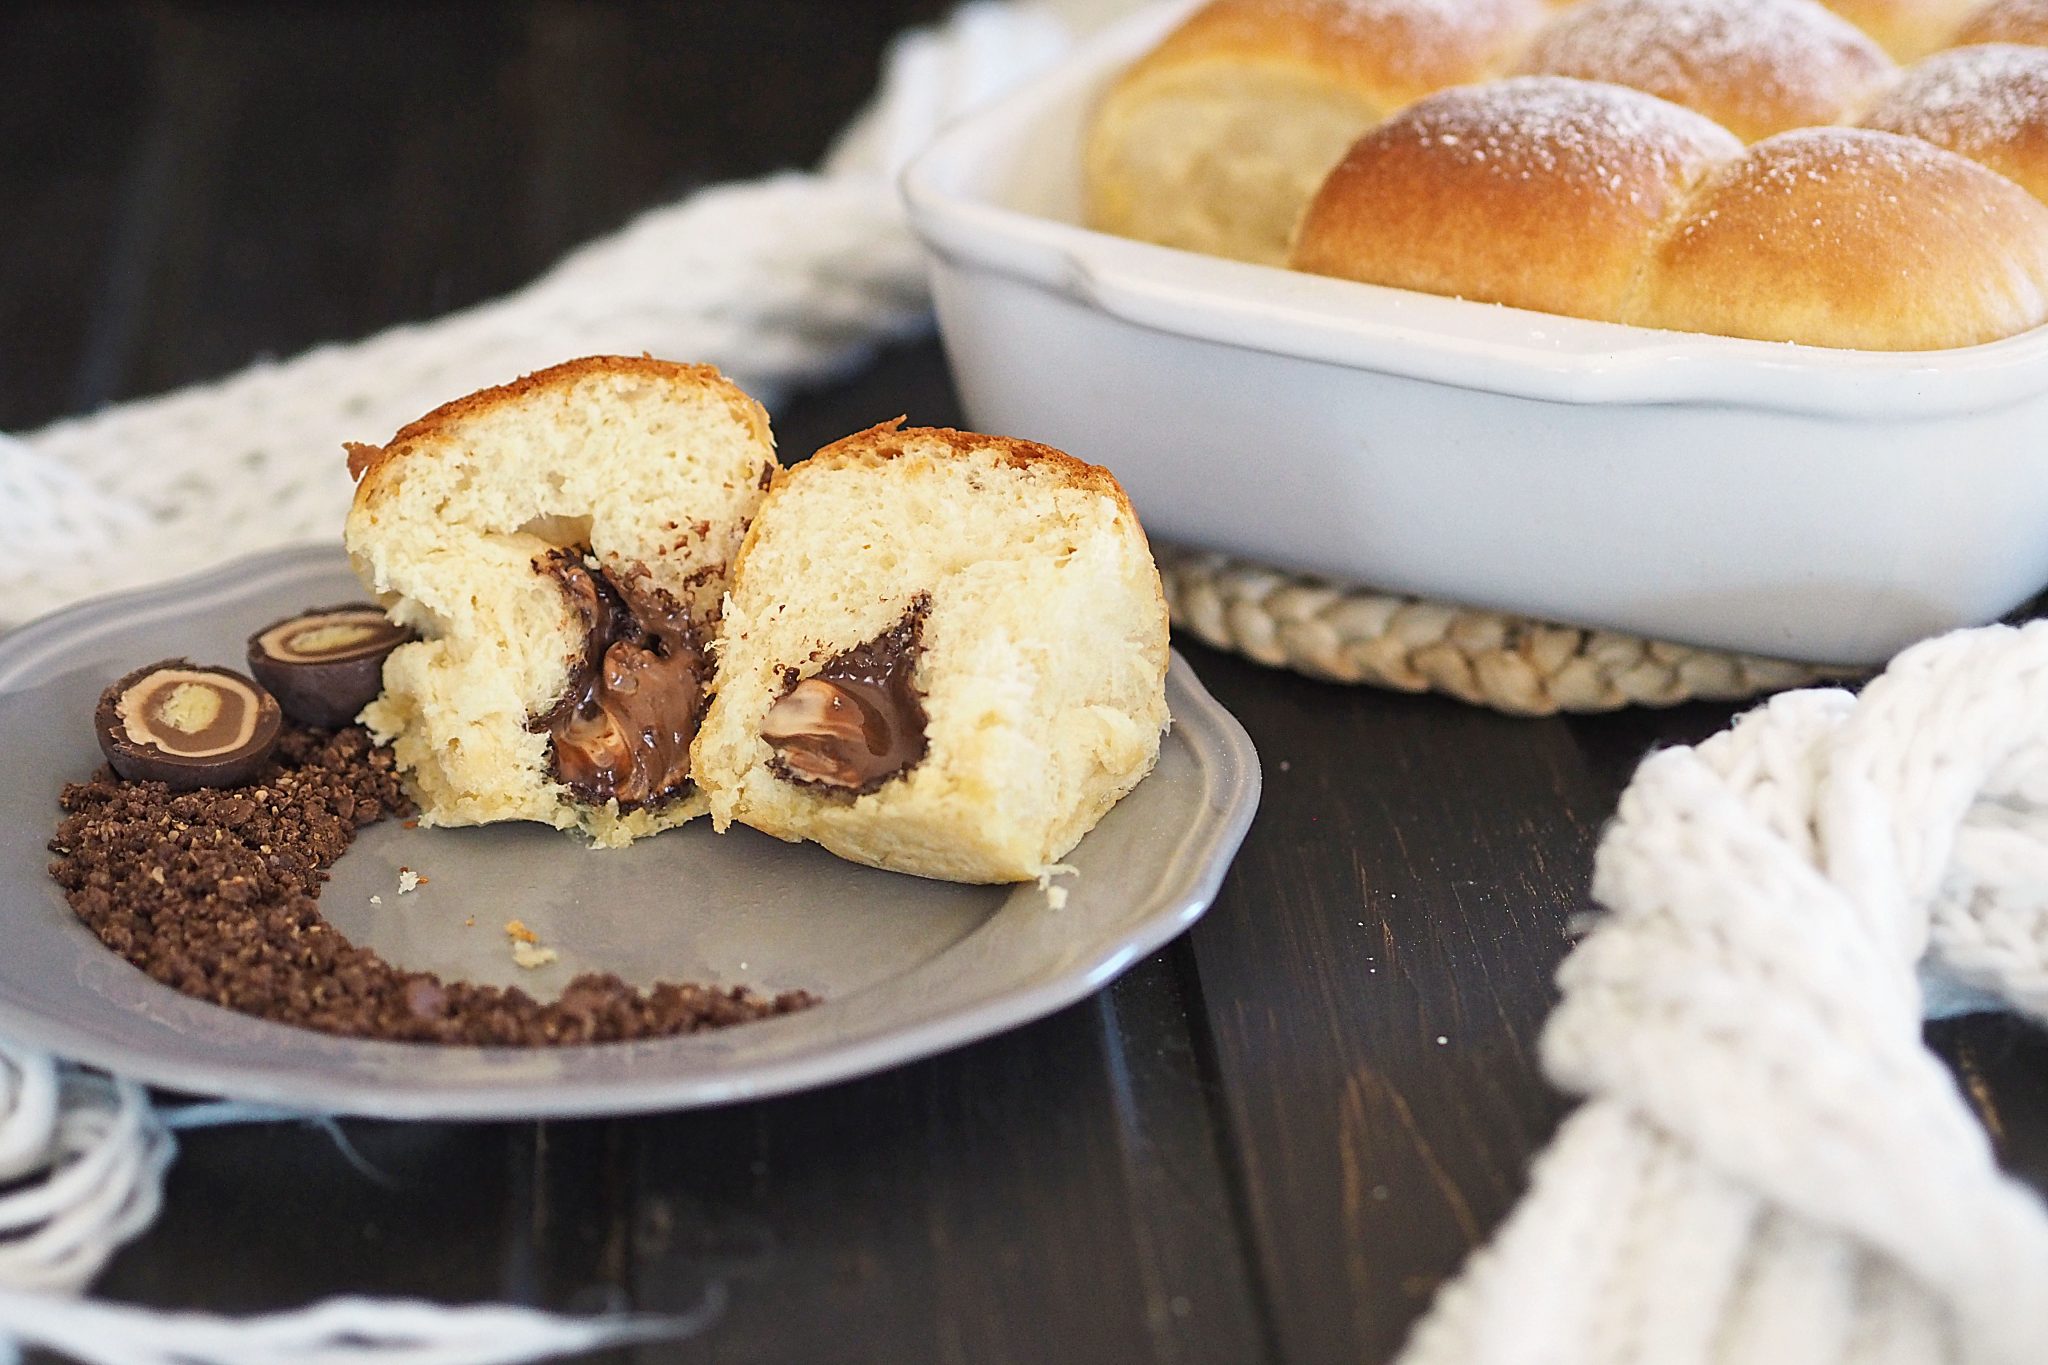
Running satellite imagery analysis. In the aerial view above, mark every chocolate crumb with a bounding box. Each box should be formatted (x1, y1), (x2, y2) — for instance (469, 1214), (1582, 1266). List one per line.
(48, 724), (818, 1046)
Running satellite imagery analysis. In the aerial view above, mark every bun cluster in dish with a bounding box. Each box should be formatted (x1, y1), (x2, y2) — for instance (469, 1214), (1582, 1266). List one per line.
(345, 360), (1170, 883)
(1084, 0), (2048, 348)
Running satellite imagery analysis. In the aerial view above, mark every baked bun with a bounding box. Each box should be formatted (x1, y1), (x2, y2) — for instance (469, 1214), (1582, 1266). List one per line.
(1637, 128), (2048, 347)
(1954, 0), (2048, 46)
(1291, 78), (1741, 320)
(692, 422), (1169, 884)
(344, 357), (776, 846)
(1819, 0), (1986, 57)
(1087, 0), (2048, 347)
(1291, 78), (2048, 347)
(1083, 0), (1546, 265)
(1863, 44), (2048, 202)
(1518, 0), (1894, 142)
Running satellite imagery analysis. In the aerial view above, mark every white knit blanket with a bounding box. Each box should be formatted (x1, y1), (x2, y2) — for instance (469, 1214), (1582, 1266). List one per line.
(1402, 622), (2048, 1365)
(4, 2), (2047, 1362)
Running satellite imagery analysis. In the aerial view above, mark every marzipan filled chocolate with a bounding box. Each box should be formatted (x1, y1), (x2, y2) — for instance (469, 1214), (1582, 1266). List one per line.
(248, 604), (414, 728)
(95, 659), (284, 790)
(528, 549), (709, 809)
(763, 594), (931, 796)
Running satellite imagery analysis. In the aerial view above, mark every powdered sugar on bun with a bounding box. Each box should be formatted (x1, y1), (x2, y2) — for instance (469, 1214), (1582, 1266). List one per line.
(1379, 76), (1741, 179)
(1815, 0), (1984, 58)
(1292, 77), (1740, 318)
(1084, 0), (1547, 264)
(1091, 0), (2048, 345)
(1217, 0), (1551, 92)
(1521, 0), (1893, 141)
(1864, 44), (2048, 201)
(1640, 127), (2048, 347)
(1955, 0), (2048, 46)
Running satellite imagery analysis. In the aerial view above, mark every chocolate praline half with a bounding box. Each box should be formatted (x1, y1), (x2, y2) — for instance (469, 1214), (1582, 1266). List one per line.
(247, 604), (413, 728)
(94, 659), (284, 790)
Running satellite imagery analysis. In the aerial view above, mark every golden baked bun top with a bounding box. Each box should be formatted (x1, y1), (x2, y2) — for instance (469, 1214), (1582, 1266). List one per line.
(1084, 0), (1550, 263)
(1823, 0), (1988, 57)
(1519, 0), (1895, 142)
(1132, 0), (1549, 112)
(1862, 43), (2048, 201)
(1291, 78), (1740, 319)
(1956, 0), (2048, 46)
(1638, 128), (2048, 347)
(1088, 0), (2048, 344)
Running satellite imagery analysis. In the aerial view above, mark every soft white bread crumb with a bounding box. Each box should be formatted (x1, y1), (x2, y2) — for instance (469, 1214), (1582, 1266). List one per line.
(343, 356), (775, 846)
(693, 423), (1170, 884)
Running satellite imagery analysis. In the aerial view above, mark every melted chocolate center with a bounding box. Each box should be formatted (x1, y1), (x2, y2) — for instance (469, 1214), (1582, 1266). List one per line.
(529, 550), (708, 810)
(763, 595), (931, 796)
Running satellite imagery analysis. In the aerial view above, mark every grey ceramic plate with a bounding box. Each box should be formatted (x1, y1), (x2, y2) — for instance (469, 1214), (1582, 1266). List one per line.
(0, 545), (1259, 1119)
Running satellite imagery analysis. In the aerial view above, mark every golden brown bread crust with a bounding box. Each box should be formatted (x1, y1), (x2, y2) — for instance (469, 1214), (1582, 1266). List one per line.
(1293, 82), (2048, 348)
(732, 422), (1164, 662)
(801, 418), (1146, 527)
(1819, 0), (1986, 57)
(1290, 78), (1741, 320)
(1956, 0), (2048, 46)
(1637, 128), (2048, 347)
(345, 355), (772, 498)
(1863, 44), (2048, 203)
(1082, 0), (1552, 264)
(1518, 0), (1895, 143)
(1120, 0), (1548, 114)
(1098, 0), (2048, 346)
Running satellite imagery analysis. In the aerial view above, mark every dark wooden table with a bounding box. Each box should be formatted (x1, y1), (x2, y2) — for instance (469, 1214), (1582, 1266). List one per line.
(8, 5), (2047, 1362)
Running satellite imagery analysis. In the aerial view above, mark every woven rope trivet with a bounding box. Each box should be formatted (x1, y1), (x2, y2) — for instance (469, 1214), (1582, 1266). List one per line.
(1158, 547), (1847, 716)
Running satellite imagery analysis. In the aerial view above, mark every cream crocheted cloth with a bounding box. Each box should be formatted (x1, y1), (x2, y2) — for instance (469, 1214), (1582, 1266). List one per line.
(1402, 621), (2048, 1365)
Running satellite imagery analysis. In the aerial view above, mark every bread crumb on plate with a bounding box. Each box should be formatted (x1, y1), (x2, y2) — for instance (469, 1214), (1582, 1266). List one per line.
(511, 942), (560, 970)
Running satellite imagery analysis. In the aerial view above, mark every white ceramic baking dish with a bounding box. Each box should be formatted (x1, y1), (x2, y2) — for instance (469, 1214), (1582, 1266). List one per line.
(901, 0), (2048, 665)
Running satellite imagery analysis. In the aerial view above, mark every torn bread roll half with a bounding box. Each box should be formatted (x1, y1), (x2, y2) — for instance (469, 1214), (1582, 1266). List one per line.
(343, 356), (776, 846)
(692, 423), (1170, 884)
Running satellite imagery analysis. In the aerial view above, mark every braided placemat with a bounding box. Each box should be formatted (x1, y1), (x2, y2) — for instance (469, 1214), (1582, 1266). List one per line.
(1158, 548), (1852, 716)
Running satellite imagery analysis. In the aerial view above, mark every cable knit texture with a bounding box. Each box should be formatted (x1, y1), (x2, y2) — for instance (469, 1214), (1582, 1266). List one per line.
(1401, 621), (2048, 1365)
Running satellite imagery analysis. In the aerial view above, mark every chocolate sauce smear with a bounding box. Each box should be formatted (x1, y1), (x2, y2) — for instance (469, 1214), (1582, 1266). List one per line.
(530, 550), (709, 809)
(763, 594), (931, 796)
